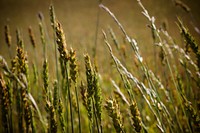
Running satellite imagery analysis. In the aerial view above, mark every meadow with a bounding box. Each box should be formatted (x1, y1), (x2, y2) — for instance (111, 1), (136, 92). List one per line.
(0, 0), (200, 132)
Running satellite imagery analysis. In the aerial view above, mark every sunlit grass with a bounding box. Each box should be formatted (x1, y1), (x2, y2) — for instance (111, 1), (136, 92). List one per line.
(0, 1), (200, 133)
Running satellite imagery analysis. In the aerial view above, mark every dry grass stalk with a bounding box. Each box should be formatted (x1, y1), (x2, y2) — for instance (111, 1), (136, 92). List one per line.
(102, 30), (166, 132)
(175, 0), (190, 13)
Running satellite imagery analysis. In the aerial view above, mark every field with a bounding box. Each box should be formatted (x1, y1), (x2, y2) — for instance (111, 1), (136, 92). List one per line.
(0, 0), (200, 133)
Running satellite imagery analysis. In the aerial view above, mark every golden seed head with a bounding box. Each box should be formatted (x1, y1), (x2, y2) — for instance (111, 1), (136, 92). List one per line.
(55, 22), (68, 61)
(69, 48), (78, 83)
(80, 82), (87, 108)
(105, 98), (124, 133)
(130, 101), (142, 132)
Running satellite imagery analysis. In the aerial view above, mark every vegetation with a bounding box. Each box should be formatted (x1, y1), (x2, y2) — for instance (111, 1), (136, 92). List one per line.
(0, 0), (200, 133)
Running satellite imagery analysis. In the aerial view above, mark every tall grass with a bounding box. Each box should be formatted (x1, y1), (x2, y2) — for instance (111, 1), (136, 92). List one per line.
(0, 1), (200, 133)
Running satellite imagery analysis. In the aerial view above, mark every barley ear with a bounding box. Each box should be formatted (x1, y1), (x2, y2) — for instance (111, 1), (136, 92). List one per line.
(0, 73), (12, 132)
(93, 69), (102, 123)
(105, 98), (124, 133)
(69, 48), (78, 83)
(46, 100), (57, 133)
(80, 81), (87, 108)
(42, 59), (49, 102)
(49, 4), (56, 28)
(58, 98), (66, 132)
(130, 101), (142, 133)
(177, 18), (200, 70)
(84, 54), (94, 122)
(53, 80), (58, 110)
(55, 22), (68, 62)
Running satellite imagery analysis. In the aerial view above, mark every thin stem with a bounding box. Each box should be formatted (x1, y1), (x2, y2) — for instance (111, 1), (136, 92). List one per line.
(93, 0), (101, 58)
(49, 3), (60, 96)
(75, 85), (82, 133)
(54, 31), (60, 95)
(89, 121), (92, 133)
(166, 58), (192, 132)
(65, 63), (74, 133)
(8, 47), (12, 61)
(92, 98), (100, 133)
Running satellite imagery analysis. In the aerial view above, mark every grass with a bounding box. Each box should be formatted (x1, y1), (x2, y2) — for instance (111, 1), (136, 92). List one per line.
(0, 0), (200, 133)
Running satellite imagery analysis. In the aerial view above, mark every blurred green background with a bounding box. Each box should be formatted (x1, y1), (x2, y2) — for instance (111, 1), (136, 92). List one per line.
(0, 0), (200, 76)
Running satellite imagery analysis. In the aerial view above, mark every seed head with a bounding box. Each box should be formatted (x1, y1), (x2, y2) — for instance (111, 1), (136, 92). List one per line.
(49, 5), (56, 28)
(130, 101), (142, 132)
(93, 70), (102, 123)
(28, 26), (36, 48)
(69, 48), (78, 83)
(55, 22), (68, 61)
(105, 98), (124, 133)
(4, 25), (12, 47)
